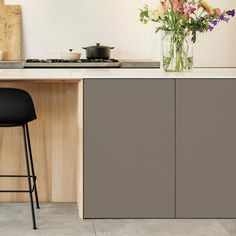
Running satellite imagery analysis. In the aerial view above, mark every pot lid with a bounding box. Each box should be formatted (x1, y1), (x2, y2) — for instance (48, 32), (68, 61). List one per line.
(83, 43), (114, 49)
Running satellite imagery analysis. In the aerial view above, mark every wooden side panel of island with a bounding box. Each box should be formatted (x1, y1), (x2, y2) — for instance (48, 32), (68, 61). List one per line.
(0, 82), (78, 203)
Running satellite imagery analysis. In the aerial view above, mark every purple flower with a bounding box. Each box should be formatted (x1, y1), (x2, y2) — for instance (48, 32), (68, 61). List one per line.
(219, 15), (230, 22)
(211, 20), (218, 26)
(208, 25), (214, 31)
(226, 9), (235, 17)
(200, 16), (204, 21)
(196, 27), (202, 32)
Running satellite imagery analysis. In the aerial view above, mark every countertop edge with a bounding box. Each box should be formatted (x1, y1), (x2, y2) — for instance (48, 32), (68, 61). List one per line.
(0, 68), (235, 80)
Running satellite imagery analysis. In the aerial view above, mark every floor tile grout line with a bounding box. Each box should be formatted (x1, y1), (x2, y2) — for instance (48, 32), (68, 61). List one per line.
(92, 220), (97, 236)
(217, 220), (232, 236)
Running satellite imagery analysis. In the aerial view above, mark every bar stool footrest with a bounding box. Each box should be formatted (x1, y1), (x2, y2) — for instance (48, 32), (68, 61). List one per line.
(0, 175), (37, 193)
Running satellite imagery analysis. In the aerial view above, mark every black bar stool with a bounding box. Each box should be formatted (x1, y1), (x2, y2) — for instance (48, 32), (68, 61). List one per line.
(0, 88), (39, 230)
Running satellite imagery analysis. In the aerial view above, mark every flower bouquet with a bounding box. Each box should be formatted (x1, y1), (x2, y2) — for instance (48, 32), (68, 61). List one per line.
(140, 0), (235, 72)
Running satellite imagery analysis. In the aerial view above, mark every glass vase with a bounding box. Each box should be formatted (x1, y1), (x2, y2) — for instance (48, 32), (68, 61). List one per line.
(162, 32), (193, 72)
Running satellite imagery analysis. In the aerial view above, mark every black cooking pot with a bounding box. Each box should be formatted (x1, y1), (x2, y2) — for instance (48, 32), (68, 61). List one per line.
(82, 43), (114, 60)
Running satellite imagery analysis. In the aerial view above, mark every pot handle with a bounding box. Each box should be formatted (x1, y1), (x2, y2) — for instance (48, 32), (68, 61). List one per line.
(110, 47), (115, 49)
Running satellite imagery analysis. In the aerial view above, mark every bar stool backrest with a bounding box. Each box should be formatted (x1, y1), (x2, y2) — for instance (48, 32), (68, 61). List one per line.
(0, 88), (37, 126)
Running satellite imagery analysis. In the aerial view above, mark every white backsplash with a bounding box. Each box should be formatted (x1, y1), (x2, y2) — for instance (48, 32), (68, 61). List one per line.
(5, 0), (236, 67)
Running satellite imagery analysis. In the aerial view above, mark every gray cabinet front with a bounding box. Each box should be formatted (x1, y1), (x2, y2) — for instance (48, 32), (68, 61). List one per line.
(176, 79), (236, 218)
(84, 79), (175, 218)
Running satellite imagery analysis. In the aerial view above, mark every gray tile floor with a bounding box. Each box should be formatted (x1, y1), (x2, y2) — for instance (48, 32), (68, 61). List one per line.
(0, 203), (235, 236)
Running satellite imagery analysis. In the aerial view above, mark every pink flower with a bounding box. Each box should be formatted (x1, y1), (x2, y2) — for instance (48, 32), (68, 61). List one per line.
(161, 0), (171, 12)
(161, 0), (183, 13)
(172, 0), (182, 12)
(214, 8), (222, 16)
(183, 4), (196, 15)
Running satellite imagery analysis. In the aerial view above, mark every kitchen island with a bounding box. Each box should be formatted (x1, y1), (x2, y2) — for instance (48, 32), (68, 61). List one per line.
(0, 68), (236, 219)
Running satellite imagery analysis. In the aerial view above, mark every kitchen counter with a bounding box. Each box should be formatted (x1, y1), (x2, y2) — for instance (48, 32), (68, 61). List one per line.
(0, 68), (235, 80)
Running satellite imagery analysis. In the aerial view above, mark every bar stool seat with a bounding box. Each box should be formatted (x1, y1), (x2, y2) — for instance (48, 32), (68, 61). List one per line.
(0, 88), (39, 230)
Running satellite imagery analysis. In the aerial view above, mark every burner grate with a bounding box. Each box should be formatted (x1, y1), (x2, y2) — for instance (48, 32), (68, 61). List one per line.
(26, 59), (119, 63)
(25, 58), (121, 68)
(80, 59), (119, 63)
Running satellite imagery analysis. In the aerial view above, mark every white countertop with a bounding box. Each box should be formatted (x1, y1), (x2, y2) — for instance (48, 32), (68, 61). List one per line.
(0, 68), (235, 80)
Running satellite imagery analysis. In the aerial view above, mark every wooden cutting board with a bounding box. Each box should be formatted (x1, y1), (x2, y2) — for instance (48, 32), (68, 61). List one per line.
(0, 0), (21, 61)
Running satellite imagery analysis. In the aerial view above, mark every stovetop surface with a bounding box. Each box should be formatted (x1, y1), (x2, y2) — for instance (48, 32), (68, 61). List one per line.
(25, 58), (121, 68)
(26, 58), (120, 63)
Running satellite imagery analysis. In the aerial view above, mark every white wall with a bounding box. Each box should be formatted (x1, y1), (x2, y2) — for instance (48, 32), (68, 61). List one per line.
(6, 0), (236, 67)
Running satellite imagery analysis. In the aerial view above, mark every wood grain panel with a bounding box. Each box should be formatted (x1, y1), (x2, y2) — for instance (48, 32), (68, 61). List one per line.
(0, 82), (78, 202)
(78, 80), (83, 218)
(0, 0), (21, 60)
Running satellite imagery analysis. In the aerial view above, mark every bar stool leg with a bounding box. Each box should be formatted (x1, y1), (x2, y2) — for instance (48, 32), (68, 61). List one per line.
(26, 123), (40, 209)
(22, 124), (37, 230)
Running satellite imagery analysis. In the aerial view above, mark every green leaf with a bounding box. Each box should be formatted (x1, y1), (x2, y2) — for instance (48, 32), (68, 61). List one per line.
(155, 27), (164, 33)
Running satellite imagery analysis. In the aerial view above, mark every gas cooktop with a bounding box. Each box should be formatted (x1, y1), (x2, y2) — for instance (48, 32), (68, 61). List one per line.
(1, 59), (160, 69)
(25, 59), (121, 68)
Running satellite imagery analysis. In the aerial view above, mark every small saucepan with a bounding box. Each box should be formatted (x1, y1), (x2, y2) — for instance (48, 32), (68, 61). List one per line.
(83, 43), (114, 60)
(50, 49), (81, 61)
(61, 49), (81, 61)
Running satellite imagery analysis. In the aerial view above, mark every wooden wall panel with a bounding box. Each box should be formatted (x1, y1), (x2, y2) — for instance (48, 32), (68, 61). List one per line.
(0, 82), (78, 202)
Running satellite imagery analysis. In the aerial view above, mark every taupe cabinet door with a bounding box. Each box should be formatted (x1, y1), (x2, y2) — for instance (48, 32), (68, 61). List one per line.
(84, 79), (175, 218)
(177, 79), (236, 218)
